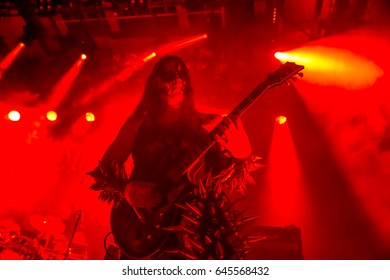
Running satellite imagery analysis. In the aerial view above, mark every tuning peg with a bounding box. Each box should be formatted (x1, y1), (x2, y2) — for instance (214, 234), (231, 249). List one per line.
(286, 77), (295, 85)
(298, 72), (304, 77)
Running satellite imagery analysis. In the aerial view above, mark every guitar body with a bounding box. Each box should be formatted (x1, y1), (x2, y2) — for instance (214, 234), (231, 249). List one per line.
(110, 182), (192, 259)
(110, 200), (170, 259)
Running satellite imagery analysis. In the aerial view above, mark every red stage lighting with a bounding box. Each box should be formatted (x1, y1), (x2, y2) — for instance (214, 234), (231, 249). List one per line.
(0, 43), (26, 74)
(8, 110), (20, 121)
(85, 112), (95, 122)
(274, 52), (289, 60)
(276, 115), (287, 125)
(143, 52), (156, 62)
(46, 111), (57, 121)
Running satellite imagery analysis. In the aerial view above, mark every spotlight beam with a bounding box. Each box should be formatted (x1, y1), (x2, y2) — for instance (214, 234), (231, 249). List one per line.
(79, 33), (208, 106)
(274, 47), (382, 89)
(157, 33), (208, 55)
(0, 42), (25, 80)
(47, 55), (87, 108)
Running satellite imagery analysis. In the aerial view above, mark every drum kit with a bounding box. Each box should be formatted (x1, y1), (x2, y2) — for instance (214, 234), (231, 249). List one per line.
(0, 214), (87, 260)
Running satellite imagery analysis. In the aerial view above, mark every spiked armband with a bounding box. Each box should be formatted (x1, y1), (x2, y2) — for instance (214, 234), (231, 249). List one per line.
(87, 160), (129, 204)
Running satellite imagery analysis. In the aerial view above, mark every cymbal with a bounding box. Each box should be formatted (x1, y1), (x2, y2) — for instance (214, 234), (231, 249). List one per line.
(29, 215), (65, 235)
(0, 219), (21, 243)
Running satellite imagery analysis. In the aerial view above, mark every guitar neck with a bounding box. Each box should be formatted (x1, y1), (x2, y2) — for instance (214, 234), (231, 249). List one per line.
(166, 62), (304, 181)
(174, 81), (272, 178)
(228, 82), (272, 118)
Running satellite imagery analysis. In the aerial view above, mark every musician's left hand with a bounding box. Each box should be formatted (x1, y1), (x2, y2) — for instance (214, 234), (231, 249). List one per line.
(215, 115), (252, 159)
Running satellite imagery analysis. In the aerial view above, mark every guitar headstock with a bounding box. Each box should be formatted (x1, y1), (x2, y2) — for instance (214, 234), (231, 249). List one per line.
(266, 61), (305, 87)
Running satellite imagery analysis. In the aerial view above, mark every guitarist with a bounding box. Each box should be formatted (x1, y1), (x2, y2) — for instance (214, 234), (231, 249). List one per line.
(89, 55), (254, 259)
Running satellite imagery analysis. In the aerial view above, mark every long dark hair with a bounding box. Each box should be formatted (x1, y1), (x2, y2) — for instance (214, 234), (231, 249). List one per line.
(100, 56), (197, 165)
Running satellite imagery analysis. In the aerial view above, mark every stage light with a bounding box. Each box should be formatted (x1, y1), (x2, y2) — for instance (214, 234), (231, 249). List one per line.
(143, 52), (156, 62)
(158, 33), (208, 55)
(276, 115), (287, 125)
(274, 52), (289, 60)
(81, 54), (87, 60)
(274, 50), (311, 65)
(36, 0), (56, 15)
(274, 45), (381, 90)
(48, 54), (87, 108)
(272, 8), (277, 24)
(266, 113), (303, 227)
(85, 112), (95, 122)
(1, 42), (27, 75)
(8, 110), (21, 121)
(46, 111), (57, 121)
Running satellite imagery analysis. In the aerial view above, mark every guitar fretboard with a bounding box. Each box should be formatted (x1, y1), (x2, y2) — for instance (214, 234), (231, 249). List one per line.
(166, 62), (304, 181)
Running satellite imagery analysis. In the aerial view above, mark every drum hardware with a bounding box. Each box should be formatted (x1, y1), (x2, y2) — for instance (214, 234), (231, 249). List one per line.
(1, 213), (88, 260)
(29, 214), (65, 235)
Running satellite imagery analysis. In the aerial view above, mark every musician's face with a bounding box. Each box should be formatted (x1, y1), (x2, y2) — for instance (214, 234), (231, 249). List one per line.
(157, 64), (187, 108)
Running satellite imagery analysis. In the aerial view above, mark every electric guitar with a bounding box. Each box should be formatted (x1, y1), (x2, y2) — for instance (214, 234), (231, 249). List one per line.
(110, 61), (305, 259)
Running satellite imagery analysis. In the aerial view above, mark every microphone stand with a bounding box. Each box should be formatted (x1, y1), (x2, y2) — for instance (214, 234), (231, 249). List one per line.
(64, 210), (82, 260)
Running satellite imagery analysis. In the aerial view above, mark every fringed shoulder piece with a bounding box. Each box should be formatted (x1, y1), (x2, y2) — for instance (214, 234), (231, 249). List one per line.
(87, 160), (129, 204)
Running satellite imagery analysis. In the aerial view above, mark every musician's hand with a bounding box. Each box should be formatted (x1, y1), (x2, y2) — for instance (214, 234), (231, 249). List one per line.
(215, 116), (252, 159)
(124, 181), (162, 209)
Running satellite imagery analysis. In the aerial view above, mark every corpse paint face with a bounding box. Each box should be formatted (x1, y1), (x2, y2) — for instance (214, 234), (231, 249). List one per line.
(157, 63), (187, 108)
